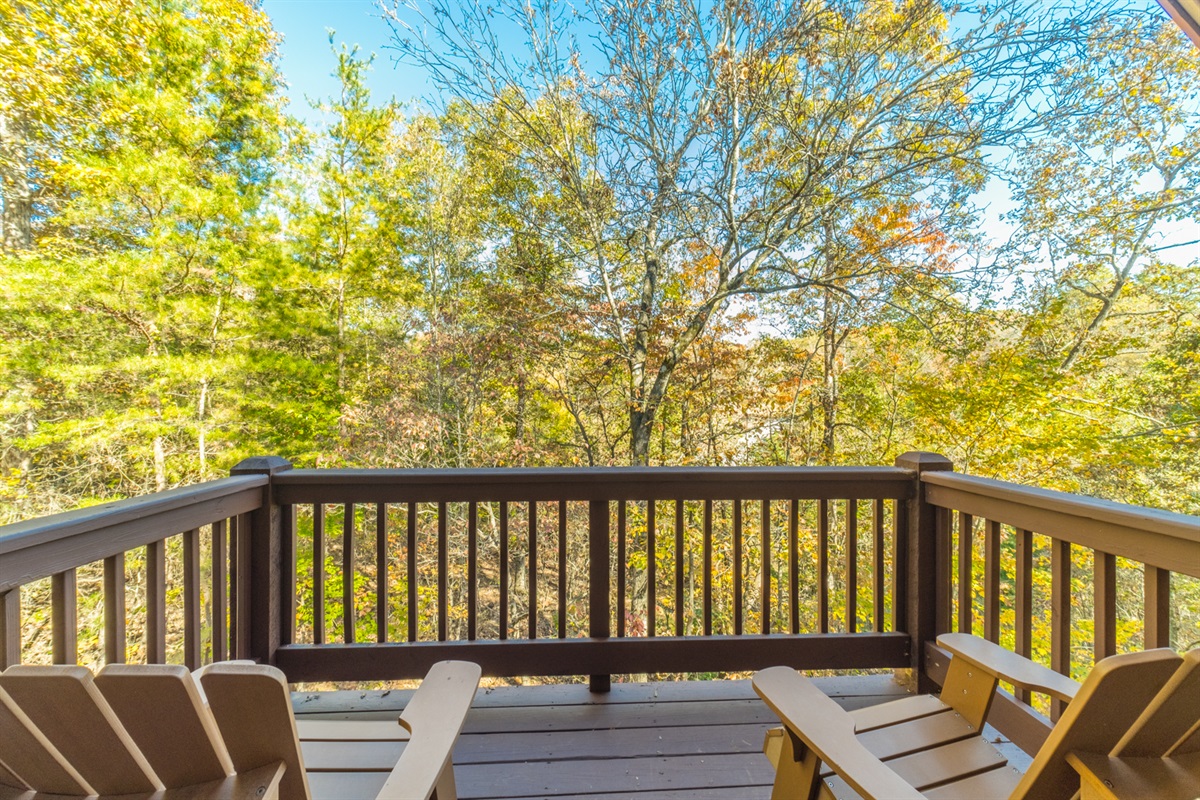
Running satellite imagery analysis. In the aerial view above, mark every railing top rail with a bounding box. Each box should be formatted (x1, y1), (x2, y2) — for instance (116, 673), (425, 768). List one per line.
(0, 476), (266, 592)
(922, 471), (1200, 577)
(272, 465), (916, 503)
(922, 471), (1200, 541)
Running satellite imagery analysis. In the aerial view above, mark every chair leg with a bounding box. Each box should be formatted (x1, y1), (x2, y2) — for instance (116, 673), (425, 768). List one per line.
(432, 762), (457, 800)
(771, 727), (823, 800)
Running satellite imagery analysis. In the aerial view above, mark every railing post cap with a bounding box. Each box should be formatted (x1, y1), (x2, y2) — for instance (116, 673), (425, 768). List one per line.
(231, 456), (293, 476)
(894, 452), (953, 471)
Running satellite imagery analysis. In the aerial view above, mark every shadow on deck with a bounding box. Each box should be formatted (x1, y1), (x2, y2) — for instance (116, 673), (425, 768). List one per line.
(294, 675), (911, 799)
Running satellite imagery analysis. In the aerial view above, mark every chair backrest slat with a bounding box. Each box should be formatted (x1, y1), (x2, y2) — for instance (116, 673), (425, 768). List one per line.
(1114, 648), (1200, 757)
(0, 756), (30, 791)
(198, 663), (311, 800)
(0, 685), (90, 795)
(95, 664), (233, 788)
(0, 666), (161, 796)
(1013, 648), (1181, 800)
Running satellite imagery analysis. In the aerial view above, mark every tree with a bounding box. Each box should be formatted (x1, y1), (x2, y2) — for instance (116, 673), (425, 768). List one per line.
(266, 41), (414, 463)
(0, 0), (287, 513)
(385, 0), (1113, 463)
(1009, 11), (1200, 373)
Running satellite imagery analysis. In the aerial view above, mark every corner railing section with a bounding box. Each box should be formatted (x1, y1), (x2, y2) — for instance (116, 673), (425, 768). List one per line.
(919, 468), (1200, 754)
(0, 474), (267, 670)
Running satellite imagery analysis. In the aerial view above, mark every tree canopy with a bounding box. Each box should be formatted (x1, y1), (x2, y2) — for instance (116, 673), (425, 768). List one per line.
(1, 0), (1196, 516)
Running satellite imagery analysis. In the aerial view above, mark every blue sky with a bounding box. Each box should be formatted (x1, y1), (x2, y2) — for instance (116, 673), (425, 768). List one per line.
(263, 1), (1194, 269)
(264, 0), (432, 121)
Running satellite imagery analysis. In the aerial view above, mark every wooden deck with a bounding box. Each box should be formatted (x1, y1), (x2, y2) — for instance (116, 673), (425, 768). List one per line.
(293, 675), (912, 799)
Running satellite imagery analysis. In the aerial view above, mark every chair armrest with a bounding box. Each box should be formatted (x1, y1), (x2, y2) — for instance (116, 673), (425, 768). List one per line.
(937, 633), (1079, 703)
(376, 660), (481, 800)
(753, 667), (925, 800)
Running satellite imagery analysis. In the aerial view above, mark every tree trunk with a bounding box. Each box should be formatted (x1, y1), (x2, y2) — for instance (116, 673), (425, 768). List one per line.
(153, 435), (167, 492)
(197, 378), (208, 478)
(0, 111), (34, 252)
(630, 409), (653, 466)
(820, 222), (839, 463)
(821, 286), (838, 463)
(336, 277), (347, 442)
(515, 369), (527, 444)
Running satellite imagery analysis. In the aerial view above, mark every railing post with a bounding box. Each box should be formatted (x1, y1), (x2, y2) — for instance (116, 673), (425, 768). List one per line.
(231, 456), (293, 666)
(895, 451), (953, 693)
(589, 499), (611, 693)
(0, 588), (18, 669)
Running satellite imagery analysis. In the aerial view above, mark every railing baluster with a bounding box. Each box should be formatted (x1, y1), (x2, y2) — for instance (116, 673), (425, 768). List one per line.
(147, 540), (166, 663)
(732, 499), (742, 636)
(761, 500), (770, 635)
(648, 500), (657, 638)
(377, 503), (388, 643)
(1014, 528), (1033, 703)
(344, 503), (356, 644)
(873, 499), (885, 632)
(51, 568), (77, 665)
(1094, 550), (1116, 662)
(528, 501), (538, 640)
(104, 553), (126, 664)
(467, 501), (476, 642)
(559, 500), (568, 639)
(1051, 537), (1072, 720)
(891, 497), (906, 634)
(313, 504), (325, 645)
(704, 499), (714, 637)
(282, 503), (296, 647)
(818, 499), (828, 634)
(617, 501), (627, 638)
(958, 511), (973, 633)
(407, 502), (417, 642)
(235, 513), (252, 659)
(183, 528), (201, 669)
(934, 506), (951, 635)
(1144, 565), (1170, 649)
(789, 500), (799, 635)
(438, 501), (448, 642)
(212, 521), (226, 661)
(676, 499), (685, 637)
(984, 520), (1001, 643)
(0, 588), (18, 669)
(228, 517), (238, 653)
(499, 501), (509, 640)
(588, 499), (611, 693)
(846, 500), (857, 634)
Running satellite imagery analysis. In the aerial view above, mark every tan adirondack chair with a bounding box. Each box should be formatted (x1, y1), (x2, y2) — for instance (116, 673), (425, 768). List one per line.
(753, 634), (1197, 800)
(0, 659), (481, 800)
(1067, 646), (1200, 800)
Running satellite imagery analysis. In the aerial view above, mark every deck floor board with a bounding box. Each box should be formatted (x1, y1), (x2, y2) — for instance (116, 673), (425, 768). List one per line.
(296, 675), (909, 799)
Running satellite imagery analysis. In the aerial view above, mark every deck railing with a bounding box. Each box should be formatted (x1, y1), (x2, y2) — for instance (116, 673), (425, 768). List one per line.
(1, 452), (1196, 710)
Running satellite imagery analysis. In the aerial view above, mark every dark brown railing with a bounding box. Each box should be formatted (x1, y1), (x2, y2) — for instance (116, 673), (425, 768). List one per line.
(1, 452), (1196, 724)
(268, 463), (915, 688)
(0, 473), (267, 669)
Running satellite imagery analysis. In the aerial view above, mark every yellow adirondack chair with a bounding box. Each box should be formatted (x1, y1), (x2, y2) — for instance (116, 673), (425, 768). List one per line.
(0, 659), (481, 800)
(753, 634), (1198, 800)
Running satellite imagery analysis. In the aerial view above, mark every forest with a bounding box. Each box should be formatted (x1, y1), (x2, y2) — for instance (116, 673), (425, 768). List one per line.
(0, 0), (1197, 671)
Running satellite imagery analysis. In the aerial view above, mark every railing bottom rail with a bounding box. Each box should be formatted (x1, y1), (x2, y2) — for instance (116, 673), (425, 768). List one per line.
(274, 632), (910, 682)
